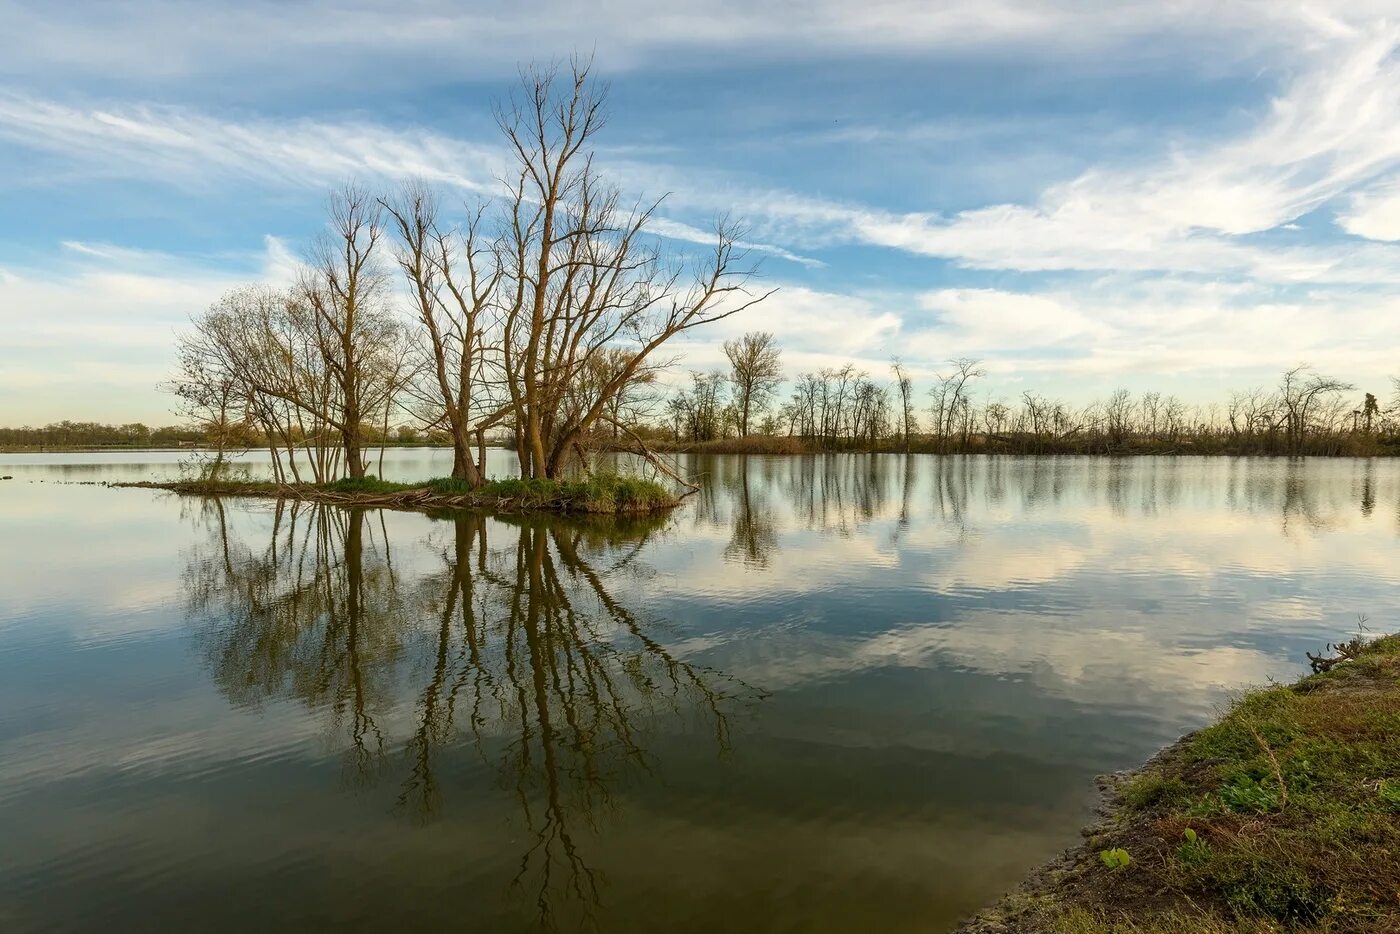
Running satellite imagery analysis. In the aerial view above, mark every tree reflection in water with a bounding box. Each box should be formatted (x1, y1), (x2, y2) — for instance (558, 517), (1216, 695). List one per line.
(182, 499), (761, 930)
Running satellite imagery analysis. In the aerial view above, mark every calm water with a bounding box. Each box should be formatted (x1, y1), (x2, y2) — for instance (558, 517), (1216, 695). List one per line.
(2, 451), (1398, 932)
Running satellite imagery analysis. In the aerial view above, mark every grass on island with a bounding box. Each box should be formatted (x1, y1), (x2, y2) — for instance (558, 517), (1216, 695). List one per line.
(972, 633), (1400, 934)
(155, 472), (680, 514)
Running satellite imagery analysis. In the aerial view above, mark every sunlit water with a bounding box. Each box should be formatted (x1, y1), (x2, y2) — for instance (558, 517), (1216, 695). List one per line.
(2, 451), (1398, 932)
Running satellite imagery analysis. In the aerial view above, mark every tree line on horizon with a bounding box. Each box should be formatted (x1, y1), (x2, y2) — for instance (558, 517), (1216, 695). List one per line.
(660, 350), (1400, 457)
(0, 420), (203, 449)
(7, 354), (1396, 459)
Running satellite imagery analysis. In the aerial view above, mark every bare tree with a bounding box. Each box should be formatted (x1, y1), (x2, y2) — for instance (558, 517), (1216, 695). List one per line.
(494, 59), (773, 479)
(668, 371), (728, 442)
(890, 358), (916, 452)
(723, 331), (783, 437)
(1279, 365), (1353, 455)
(931, 358), (984, 451)
(1104, 388), (1133, 447)
(300, 186), (400, 479)
(383, 184), (500, 483)
(168, 331), (248, 480)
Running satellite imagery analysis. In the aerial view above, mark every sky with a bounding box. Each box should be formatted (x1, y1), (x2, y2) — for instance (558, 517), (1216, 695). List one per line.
(2, 0), (1400, 425)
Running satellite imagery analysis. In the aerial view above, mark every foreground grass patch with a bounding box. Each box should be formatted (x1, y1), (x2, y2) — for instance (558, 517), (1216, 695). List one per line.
(960, 634), (1400, 934)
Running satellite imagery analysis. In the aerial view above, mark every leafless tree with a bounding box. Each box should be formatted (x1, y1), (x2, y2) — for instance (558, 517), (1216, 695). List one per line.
(383, 184), (500, 483)
(723, 331), (783, 437)
(494, 59), (773, 479)
(930, 358), (984, 451)
(1279, 365), (1354, 455)
(1104, 388), (1133, 447)
(890, 358), (916, 452)
(300, 186), (402, 479)
(668, 371), (728, 443)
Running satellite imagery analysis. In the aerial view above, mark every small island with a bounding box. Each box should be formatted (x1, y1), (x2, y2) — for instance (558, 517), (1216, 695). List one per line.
(113, 473), (681, 516)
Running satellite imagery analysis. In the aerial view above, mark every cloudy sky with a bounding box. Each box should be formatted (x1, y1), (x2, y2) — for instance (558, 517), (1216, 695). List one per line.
(2, 0), (1399, 424)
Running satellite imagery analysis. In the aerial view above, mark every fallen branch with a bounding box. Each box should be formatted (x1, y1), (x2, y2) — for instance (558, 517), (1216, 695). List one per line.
(1307, 633), (1369, 673)
(605, 418), (703, 498)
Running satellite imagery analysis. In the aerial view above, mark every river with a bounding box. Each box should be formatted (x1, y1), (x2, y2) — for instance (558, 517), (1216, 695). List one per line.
(2, 451), (1397, 931)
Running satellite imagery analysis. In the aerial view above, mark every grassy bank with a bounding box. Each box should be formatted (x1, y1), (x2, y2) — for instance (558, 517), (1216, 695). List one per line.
(960, 633), (1400, 933)
(112, 473), (682, 515)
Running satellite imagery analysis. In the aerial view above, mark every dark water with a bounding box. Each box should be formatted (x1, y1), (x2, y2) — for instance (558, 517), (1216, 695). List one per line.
(2, 451), (1398, 932)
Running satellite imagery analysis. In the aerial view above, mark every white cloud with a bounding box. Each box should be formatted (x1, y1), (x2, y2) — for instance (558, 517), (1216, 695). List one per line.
(902, 279), (1400, 385)
(470, 260), (1400, 387)
(639, 28), (1400, 284)
(918, 288), (1108, 348)
(1337, 178), (1400, 239)
(758, 29), (1400, 281)
(0, 239), (294, 422)
(638, 217), (825, 268)
(0, 95), (828, 267)
(0, 92), (504, 191)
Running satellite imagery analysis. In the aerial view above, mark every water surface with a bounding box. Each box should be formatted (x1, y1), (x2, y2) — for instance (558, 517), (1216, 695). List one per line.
(2, 452), (1398, 932)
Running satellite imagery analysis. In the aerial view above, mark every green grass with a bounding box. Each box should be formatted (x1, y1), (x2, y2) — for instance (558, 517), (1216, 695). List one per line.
(972, 634), (1400, 933)
(319, 476), (418, 495)
(1118, 773), (1192, 811)
(475, 473), (678, 512)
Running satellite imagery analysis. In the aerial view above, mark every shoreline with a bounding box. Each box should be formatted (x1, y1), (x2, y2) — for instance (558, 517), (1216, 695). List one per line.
(109, 476), (682, 516)
(8, 441), (1400, 459)
(955, 633), (1400, 933)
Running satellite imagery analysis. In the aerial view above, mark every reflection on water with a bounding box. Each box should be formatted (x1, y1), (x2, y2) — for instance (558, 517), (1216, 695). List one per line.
(1, 452), (1399, 932)
(683, 454), (1399, 545)
(183, 499), (757, 929)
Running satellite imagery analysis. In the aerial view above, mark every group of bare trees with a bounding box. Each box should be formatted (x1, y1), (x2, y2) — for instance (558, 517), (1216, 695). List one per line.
(780, 365), (892, 448)
(655, 342), (1399, 456)
(927, 363), (1393, 455)
(664, 331), (784, 442)
(173, 61), (770, 483)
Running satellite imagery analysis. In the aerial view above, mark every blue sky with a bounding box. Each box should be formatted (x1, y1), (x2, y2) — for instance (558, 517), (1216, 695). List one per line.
(2, 0), (1399, 424)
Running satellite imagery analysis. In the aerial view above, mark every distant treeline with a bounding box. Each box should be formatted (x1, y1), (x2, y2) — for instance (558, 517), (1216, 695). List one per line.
(0, 420), (459, 452)
(0, 421), (204, 450)
(11, 363), (1399, 458)
(659, 356), (1400, 458)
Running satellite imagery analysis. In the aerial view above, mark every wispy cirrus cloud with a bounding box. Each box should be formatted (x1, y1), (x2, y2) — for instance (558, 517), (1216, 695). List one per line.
(669, 29), (1400, 281)
(0, 93), (502, 190)
(9, 27), (1400, 283)
(0, 93), (829, 266)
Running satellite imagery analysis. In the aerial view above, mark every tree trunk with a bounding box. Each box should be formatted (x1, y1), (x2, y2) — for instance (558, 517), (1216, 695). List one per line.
(450, 440), (482, 485)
